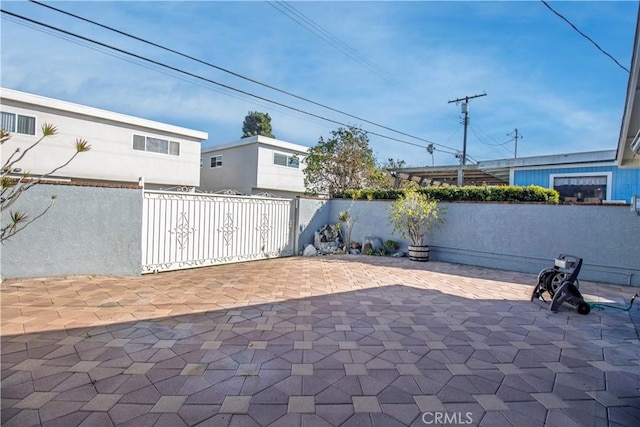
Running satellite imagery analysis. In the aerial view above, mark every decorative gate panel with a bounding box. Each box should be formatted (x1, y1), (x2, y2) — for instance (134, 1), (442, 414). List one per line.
(142, 190), (295, 273)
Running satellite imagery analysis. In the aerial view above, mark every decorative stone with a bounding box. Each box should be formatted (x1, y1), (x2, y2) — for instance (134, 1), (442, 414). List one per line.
(391, 251), (405, 258)
(303, 244), (317, 257)
(349, 249), (361, 255)
(362, 237), (383, 254)
(314, 224), (343, 254)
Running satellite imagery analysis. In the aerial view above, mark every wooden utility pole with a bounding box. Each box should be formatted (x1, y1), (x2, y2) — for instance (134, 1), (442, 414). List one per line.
(513, 128), (522, 158)
(448, 92), (486, 185)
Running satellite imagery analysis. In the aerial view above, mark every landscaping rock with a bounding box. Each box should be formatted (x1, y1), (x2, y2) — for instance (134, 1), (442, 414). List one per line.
(362, 236), (383, 254)
(314, 224), (343, 254)
(391, 251), (405, 258)
(303, 244), (317, 257)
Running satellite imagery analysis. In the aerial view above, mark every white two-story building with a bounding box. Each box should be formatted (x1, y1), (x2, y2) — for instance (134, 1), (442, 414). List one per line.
(0, 88), (208, 190)
(200, 135), (309, 198)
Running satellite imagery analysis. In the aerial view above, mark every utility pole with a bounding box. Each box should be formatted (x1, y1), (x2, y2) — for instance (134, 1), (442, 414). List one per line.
(514, 128), (521, 158)
(448, 92), (486, 186)
(507, 128), (523, 158)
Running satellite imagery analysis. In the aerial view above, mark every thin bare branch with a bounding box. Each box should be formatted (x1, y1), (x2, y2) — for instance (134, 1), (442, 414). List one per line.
(0, 196), (55, 242)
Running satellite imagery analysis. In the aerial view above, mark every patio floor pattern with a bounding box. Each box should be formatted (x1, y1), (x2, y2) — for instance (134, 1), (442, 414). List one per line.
(1, 256), (639, 426)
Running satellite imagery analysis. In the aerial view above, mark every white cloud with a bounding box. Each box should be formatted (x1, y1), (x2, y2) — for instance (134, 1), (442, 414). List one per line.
(1, 0), (634, 165)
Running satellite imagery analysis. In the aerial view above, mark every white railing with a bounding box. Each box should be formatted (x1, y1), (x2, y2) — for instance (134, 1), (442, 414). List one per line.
(141, 190), (294, 273)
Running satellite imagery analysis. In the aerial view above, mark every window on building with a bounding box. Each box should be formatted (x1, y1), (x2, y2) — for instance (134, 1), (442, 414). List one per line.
(210, 155), (223, 168)
(551, 174), (609, 203)
(169, 141), (180, 156)
(1, 111), (36, 135)
(132, 134), (180, 156)
(274, 153), (299, 168)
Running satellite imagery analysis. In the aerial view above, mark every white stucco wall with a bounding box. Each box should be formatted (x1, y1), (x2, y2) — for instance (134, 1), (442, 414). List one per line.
(1, 90), (206, 187)
(200, 144), (258, 193)
(199, 136), (309, 196)
(256, 145), (307, 194)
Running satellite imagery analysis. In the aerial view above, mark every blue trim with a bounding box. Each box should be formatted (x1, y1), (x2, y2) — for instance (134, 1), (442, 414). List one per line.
(513, 165), (640, 202)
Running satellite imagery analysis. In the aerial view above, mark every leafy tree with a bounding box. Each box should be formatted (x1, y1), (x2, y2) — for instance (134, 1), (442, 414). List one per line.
(376, 158), (407, 189)
(1, 123), (91, 242)
(303, 126), (381, 197)
(242, 111), (275, 138)
(385, 158), (406, 169)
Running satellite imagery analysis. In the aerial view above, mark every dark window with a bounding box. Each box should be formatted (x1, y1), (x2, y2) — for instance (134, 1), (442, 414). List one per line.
(553, 176), (607, 203)
(210, 155), (223, 168)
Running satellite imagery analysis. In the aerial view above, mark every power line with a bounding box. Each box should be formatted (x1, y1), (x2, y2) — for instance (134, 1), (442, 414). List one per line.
(1, 8), (460, 155)
(468, 124), (514, 159)
(268, 1), (461, 127)
(27, 0), (457, 153)
(1, 15), (305, 121)
(267, 1), (400, 87)
(447, 92), (487, 166)
(540, 0), (630, 73)
(469, 125), (512, 147)
(3, 15), (339, 134)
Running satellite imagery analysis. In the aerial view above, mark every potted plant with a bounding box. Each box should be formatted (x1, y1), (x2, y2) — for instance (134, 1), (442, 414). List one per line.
(388, 184), (445, 261)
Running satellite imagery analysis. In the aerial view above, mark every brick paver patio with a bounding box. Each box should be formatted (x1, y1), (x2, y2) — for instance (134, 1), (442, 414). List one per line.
(1, 256), (639, 426)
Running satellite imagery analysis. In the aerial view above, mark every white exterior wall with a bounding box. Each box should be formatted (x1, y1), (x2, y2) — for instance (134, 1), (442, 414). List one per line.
(200, 144), (258, 194)
(256, 145), (307, 194)
(1, 89), (207, 187)
(199, 135), (309, 196)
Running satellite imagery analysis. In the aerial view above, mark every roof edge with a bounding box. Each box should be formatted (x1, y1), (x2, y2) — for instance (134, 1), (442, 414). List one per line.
(202, 135), (310, 153)
(0, 87), (208, 141)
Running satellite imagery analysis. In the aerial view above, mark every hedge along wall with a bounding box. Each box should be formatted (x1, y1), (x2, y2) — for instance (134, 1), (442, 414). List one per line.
(337, 185), (560, 203)
(1, 183), (143, 279)
(298, 198), (640, 287)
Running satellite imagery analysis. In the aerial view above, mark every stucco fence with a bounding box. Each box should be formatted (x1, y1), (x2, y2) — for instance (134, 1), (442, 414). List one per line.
(1, 183), (142, 279)
(2, 184), (639, 287)
(297, 198), (640, 287)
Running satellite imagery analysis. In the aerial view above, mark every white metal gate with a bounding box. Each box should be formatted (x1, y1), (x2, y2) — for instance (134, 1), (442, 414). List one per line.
(141, 190), (295, 273)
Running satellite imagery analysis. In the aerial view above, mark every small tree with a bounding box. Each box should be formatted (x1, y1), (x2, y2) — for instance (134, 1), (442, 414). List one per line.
(1, 124), (90, 242)
(242, 111), (275, 138)
(304, 126), (380, 197)
(388, 183), (445, 246)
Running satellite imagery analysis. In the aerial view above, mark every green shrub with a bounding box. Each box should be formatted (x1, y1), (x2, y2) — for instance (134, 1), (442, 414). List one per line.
(337, 185), (558, 203)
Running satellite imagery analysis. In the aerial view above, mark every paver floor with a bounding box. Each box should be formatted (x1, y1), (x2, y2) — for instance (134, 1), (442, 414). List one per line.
(1, 256), (639, 426)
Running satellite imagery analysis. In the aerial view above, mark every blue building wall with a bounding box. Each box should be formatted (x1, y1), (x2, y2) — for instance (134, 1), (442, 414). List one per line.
(513, 165), (640, 202)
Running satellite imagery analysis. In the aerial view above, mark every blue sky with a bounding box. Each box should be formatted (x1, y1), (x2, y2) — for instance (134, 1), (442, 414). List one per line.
(1, 1), (637, 167)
